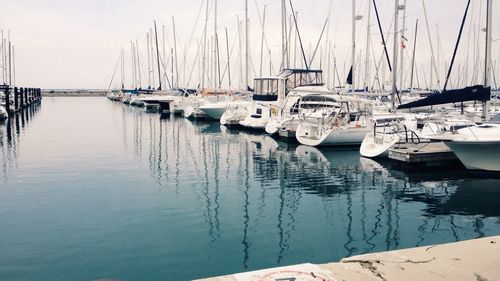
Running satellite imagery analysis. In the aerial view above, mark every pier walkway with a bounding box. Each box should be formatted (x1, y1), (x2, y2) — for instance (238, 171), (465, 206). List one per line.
(198, 236), (500, 281)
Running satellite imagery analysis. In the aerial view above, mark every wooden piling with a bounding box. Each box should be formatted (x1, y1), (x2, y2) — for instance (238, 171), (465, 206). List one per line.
(14, 87), (19, 111)
(5, 87), (11, 113)
(19, 87), (24, 108)
(24, 88), (28, 107)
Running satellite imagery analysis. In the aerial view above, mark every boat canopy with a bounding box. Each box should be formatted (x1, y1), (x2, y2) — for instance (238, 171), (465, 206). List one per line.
(252, 69), (324, 101)
(253, 78), (281, 101)
(278, 68), (324, 89)
(397, 85), (491, 109)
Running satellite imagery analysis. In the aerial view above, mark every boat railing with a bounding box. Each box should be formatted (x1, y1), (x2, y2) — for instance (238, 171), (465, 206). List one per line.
(464, 125), (480, 141)
(372, 120), (420, 145)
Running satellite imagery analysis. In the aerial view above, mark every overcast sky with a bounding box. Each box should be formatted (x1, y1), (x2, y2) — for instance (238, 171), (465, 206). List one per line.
(1, 0), (499, 89)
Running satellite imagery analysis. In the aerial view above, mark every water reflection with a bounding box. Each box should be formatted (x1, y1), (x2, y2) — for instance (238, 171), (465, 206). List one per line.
(1, 98), (500, 281)
(122, 105), (500, 268)
(0, 104), (41, 181)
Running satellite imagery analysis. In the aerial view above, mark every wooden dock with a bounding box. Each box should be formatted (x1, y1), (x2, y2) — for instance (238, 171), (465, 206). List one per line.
(2, 85), (42, 114)
(388, 142), (459, 167)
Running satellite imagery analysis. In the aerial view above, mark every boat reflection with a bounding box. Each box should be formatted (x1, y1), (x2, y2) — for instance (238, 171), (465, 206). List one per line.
(0, 103), (41, 179)
(124, 109), (500, 268)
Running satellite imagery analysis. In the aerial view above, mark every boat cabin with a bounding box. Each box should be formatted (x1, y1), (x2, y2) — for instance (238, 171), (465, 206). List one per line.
(252, 69), (324, 102)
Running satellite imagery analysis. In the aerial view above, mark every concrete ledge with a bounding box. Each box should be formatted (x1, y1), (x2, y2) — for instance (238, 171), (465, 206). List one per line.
(198, 236), (500, 281)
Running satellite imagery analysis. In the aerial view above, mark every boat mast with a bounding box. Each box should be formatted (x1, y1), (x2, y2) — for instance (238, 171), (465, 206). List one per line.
(1, 31), (3, 85)
(154, 20), (162, 90)
(146, 32), (151, 88)
(225, 27), (231, 88)
(245, 0), (249, 90)
(398, 0), (406, 93)
(409, 20), (419, 92)
(214, 0), (218, 89)
(259, 5), (266, 77)
(421, 0), (439, 90)
(130, 41), (136, 88)
(351, 0), (356, 93)
(12, 45), (15, 86)
(162, 25), (167, 88)
(364, 0), (371, 92)
(121, 47), (125, 89)
(8, 33), (11, 85)
(172, 17), (179, 89)
(483, 0), (492, 120)
(281, 0), (287, 70)
(391, 0), (400, 110)
(202, 0), (209, 90)
(150, 28), (155, 89)
(135, 39), (142, 88)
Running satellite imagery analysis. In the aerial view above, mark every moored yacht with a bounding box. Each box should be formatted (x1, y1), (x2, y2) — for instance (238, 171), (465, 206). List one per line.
(436, 114), (500, 172)
(295, 94), (373, 146)
(239, 69), (324, 130)
(265, 88), (337, 138)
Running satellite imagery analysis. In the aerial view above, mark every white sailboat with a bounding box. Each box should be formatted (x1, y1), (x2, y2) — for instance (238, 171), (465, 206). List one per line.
(220, 100), (251, 126)
(264, 87), (325, 135)
(200, 99), (250, 120)
(265, 87), (344, 139)
(295, 94), (373, 146)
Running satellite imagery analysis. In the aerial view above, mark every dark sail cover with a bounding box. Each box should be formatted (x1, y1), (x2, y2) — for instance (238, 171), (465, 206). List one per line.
(346, 66), (353, 85)
(397, 85), (490, 109)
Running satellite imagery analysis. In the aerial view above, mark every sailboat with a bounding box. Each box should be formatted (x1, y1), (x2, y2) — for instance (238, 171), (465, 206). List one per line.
(360, 0), (496, 158)
(437, 0), (499, 172)
(295, 93), (373, 146)
(264, 87), (335, 136)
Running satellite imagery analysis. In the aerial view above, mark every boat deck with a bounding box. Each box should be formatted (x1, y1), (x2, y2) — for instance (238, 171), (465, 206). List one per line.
(388, 142), (459, 167)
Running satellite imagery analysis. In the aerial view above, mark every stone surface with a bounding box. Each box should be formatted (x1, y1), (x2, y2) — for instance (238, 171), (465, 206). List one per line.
(198, 236), (500, 281)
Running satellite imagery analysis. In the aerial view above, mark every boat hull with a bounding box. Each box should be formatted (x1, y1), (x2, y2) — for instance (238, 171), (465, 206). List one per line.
(444, 140), (500, 172)
(360, 133), (400, 158)
(199, 105), (226, 120)
(296, 123), (370, 146)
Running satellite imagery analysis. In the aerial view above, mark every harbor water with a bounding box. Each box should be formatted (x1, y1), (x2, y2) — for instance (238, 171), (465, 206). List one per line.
(1, 97), (500, 281)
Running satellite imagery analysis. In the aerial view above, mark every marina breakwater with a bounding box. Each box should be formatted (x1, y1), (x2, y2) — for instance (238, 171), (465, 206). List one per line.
(200, 235), (500, 281)
(41, 89), (108, 97)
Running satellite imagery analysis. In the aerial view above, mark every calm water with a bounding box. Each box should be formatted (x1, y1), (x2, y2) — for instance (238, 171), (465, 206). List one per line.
(1, 97), (500, 281)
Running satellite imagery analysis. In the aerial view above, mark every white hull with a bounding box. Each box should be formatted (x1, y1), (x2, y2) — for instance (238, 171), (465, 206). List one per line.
(265, 118), (287, 135)
(296, 124), (370, 146)
(184, 105), (210, 119)
(360, 132), (400, 158)
(0, 105), (8, 119)
(239, 102), (273, 130)
(444, 140), (500, 172)
(130, 98), (144, 107)
(220, 101), (250, 126)
(266, 117), (301, 136)
(199, 100), (245, 120)
(199, 105), (226, 120)
(239, 117), (269, 129)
